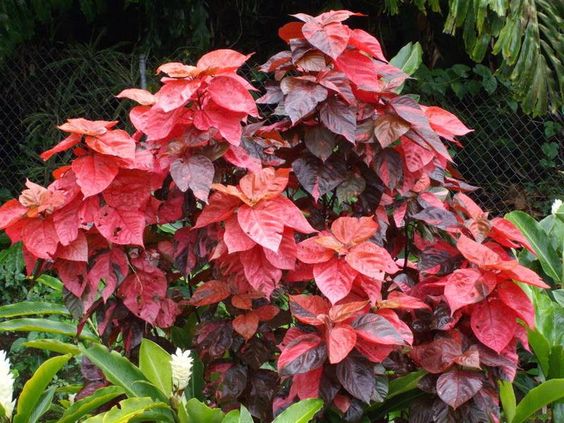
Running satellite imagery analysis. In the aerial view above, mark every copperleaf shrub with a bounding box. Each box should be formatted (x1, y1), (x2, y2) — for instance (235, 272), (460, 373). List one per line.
(0, 9), (548, 422)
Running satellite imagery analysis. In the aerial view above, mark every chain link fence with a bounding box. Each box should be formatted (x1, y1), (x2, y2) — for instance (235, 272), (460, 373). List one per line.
(0, 45), (561, 216)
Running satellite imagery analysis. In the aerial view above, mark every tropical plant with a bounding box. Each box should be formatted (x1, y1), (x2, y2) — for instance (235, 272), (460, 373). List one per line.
(0, 9), (549, 422)
(384, 0), (564, 117)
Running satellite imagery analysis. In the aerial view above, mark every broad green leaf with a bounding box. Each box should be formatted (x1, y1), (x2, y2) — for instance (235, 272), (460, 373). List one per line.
(506, 211), (562, 284)
(57, 386), (126, 423)
(139, 339), (172, 397)
(528, 328), (551, 376)
(0, 301), (69, 318)
(272, 398), (323, 423)
(0, 318), (97, 341)
(390, 42), (423, 76)
(222, 405), (253, 423)
(388, 370), (426, 399)
(184, 398), (224, 423)
(24, 339), (81, 356)
(553, 289), (564, 307)
(36, 274), (64, 291)
(13, 354), (72, 423)
(82, 397), (169, 423)
(0, 403), (5, 418)
(548, 345), (563, 379)
(80, 344), (167, 402)
(498, 380), (516, 423)
(513, 379), (564, 423)
(29, 387), (56, 423)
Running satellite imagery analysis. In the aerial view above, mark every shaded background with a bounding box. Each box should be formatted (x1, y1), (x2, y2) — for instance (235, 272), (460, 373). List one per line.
(0, 0), (561, 215)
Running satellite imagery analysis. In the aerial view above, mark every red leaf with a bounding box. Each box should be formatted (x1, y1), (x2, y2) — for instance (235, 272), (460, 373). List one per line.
(95, 205), (145, 246)
(348, 29), (386, 61)
(116, 88), (156, 106)
(297, 236), (334, 264)
(58, 118), (117, 136)
(0, 199), (27, 230)
(345, 241), (399, 277)
(52, 202), (80, 246)
(189, 280), (230, 306)
(444, 269), (496, 314)
(271, 196), (316, 234)
(85, 130), (136, 161)
(319, 96), (356, 142)
(402, 137), (434, 172)
(223, 215), (256, 253)
(56, 231), (87, 262)
(240, 246), (282, 297)
(233, 311), (260, 340)
(456, 235), (500, 267)
(313, 257), (357, 304)
(355, 341), (394, 363)
(493, 260), (549, 288)
(102, 170), (152, 210)
(87, 248), (129, 301)
(379, 291), (430, 310)
(118, 259), (168, 325)
(411, 337), (463, 374)
(198, 101), (245, 145)
(489, 217), (533, 252)
(302, 21), (350, 59)
(154, 79), (200, 112)
(280, 77), (328, 124)
(374, 114), (410, 148)
(289, 294), (331, 325)
(21, 218), (59, 259)
(208, 76), (258, 116)
(40, 133), (82, 161)
(352, 313), (405, 345)
(196, 49), (252, 73)
(291, 368), (322, 401)
(278, 22), (304, 42)
(278, 334), (326, 376)
(331, 216), (378, 246)
(194, 191), (240, 228)
(237, 201), (285, 252)
(130, 105), (185, 140)
(497, 281), (535, 328)
(329, 301), (370, 322)
(254, 304), (280, 321)
(436, 369), (483, 409)
(334, 50), (382, 92)
(170, 155), (215, 202)
(471, 299), (517, 353)
(263, 228), (297, 270)
(239, 167), (289, 204)
(377, 309), (413, 344)
(423, 106), (472, 141)
(327, 324), (357, 364)
(72, 154), (119, 198)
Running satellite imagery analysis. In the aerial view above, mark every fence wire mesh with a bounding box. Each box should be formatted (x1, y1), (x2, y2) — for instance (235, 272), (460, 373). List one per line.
(0, 45), (561, 216)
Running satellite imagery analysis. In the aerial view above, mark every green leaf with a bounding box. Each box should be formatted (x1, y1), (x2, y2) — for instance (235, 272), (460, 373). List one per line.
(222, 405), (253, 423)
(36, 274), (64, 291)
(0, 403), (5, 418)
(388, 370), (426, 399)
(498, 380), (516, 423)
(13, 354), (72, 423)
(57, 386), (126, 423)
(506, 210), (562, 284)
(513, 379), (564, 423)
(184, 398), (225, 423)
(80, 344), (167, 402)
(390, 42), (423, 76)
(528, 328), (551, 376)
(24, 339), (81, 356)
(553, 289), (564, 307)
(29, 387), (56, 423)
(139, 339), (172, 397)
(82, 397), (169, 423)
(272, 399), (323, 423)
(0, 301), (69, 318)
(0, 318), (97, 341)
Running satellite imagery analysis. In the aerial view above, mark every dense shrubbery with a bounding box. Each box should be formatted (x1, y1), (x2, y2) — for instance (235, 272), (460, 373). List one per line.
(0, 10), (560, 422)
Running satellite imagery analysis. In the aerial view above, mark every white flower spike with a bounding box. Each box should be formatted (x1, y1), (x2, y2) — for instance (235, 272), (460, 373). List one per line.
(171, 348), (193, 391)
(551, 199), (563, 215)
(0, 350), (15, 419)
